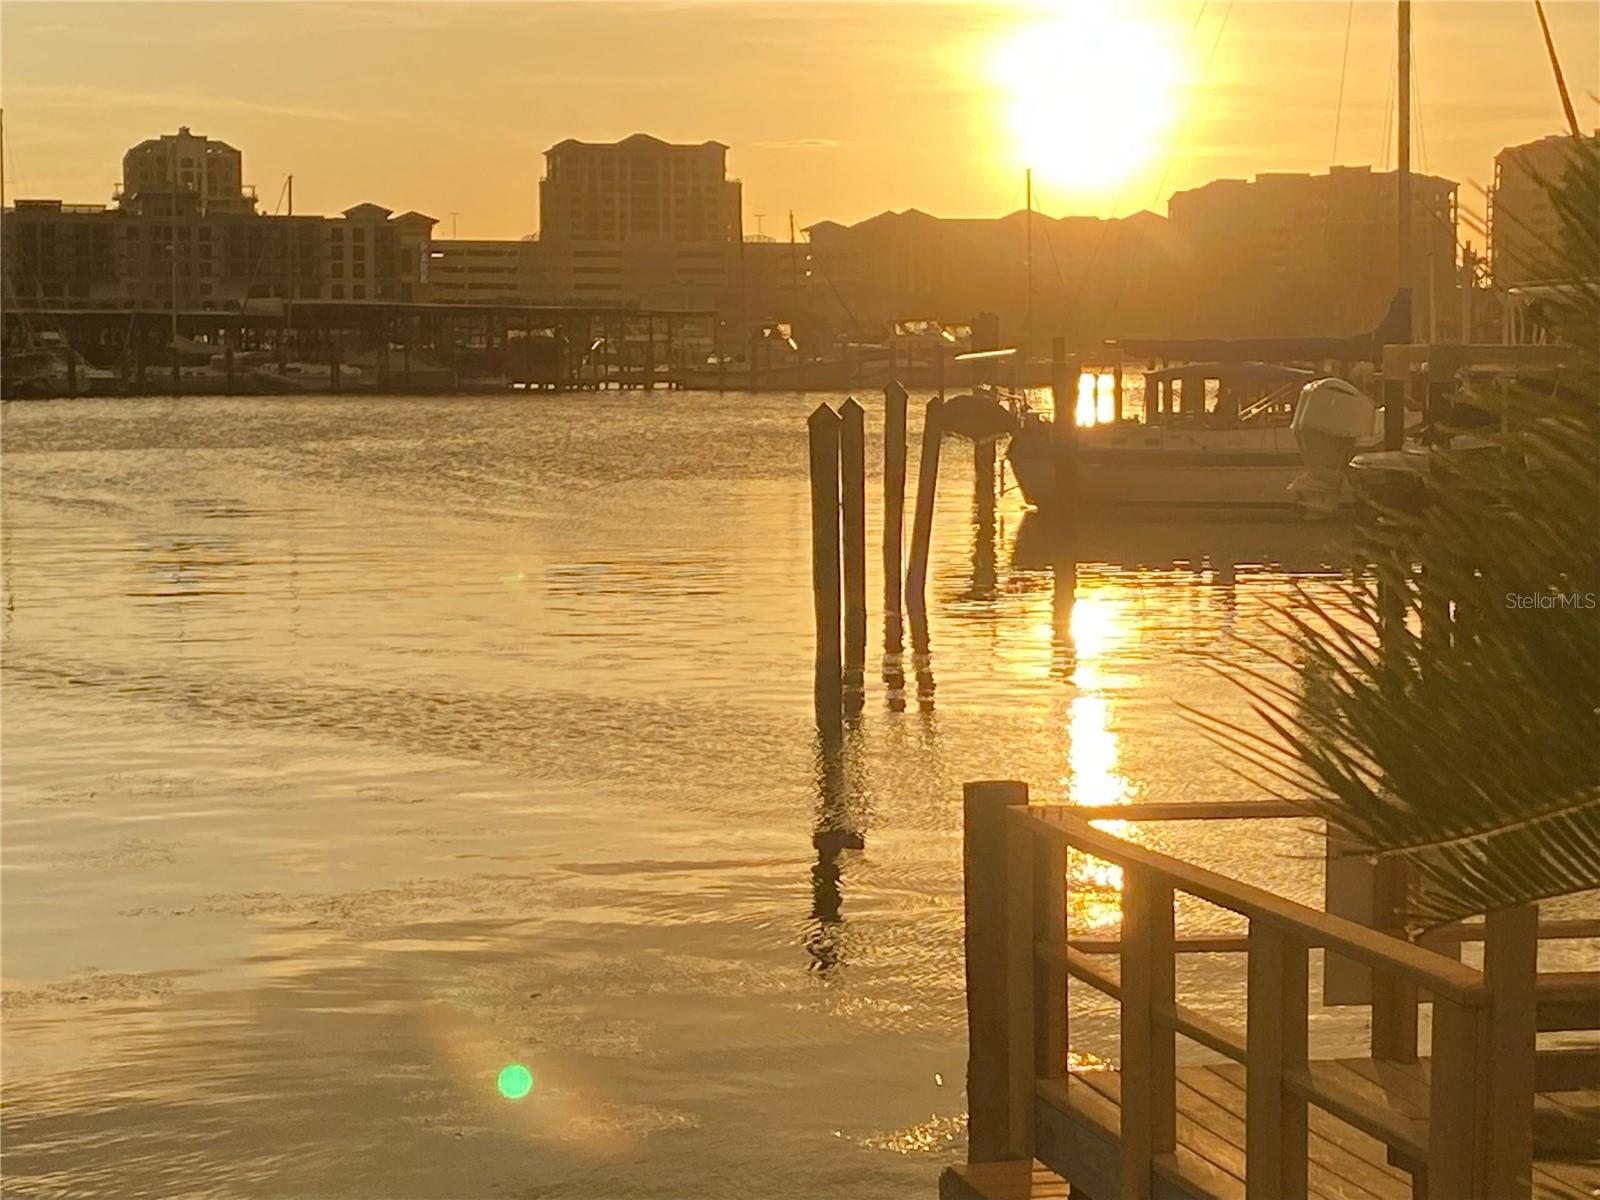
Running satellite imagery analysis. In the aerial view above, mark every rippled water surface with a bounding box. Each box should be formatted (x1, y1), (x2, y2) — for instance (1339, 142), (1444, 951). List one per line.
(4, 391), (1360, 1198)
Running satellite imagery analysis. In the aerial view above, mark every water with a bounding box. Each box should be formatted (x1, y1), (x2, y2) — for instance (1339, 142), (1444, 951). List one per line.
(3, 390), (1354, 1198)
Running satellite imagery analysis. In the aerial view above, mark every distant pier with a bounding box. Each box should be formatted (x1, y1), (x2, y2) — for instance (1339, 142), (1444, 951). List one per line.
(1, 301), (714, 396)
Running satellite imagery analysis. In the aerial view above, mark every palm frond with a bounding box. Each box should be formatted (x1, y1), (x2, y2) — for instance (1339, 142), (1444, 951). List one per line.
(1200, 137), (1600, 929)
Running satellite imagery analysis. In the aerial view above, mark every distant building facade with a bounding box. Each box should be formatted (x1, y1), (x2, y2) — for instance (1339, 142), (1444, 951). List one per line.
(1164, 165), (1458, 339)
(1490, 131), (1600, 286)
(424, 238), (548, 304)
(803, 208), (1174, 346)
(741, 235), (812, 325)
(2, 129), (434, 310)
(537, 134), (742, 312)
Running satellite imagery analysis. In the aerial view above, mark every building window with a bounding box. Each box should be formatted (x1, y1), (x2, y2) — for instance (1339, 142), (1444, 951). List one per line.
(353, 285), (366, 299)
(332, 285), (344, 299)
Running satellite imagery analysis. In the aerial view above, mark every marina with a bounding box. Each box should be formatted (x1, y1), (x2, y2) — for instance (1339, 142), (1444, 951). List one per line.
(4, 0), (1597, 1195)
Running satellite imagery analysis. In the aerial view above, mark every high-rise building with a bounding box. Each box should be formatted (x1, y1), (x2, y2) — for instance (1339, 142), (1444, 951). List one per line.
(119, 126), (256, 216)
(1165, 165), (1458, 338)
(1489, 131), (1600, 286)
(538, 134), (741, 312)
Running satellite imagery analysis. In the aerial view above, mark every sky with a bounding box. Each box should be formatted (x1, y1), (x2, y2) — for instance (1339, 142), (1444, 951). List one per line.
(2, 1), (1596, 240)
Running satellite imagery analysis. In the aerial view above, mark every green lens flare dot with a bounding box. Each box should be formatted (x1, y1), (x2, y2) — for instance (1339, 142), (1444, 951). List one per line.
(497, 1063), (533, 1100)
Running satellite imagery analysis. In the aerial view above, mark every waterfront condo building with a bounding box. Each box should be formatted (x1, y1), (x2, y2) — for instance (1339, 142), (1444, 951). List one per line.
(1490, 130), (1600, 286)
(537, 134), (742, 314)
(2, 128), (436, 310)
(1164, 165), (1458, 339)
(802, 207), (1174, 347)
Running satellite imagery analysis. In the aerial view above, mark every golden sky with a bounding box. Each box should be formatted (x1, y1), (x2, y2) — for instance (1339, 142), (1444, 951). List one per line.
(2, 1), (1596, 239)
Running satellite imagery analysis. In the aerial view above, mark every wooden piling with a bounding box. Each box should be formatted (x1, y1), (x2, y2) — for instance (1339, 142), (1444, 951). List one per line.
(883, 381), (908, 663)
(905, 397), (944, 619)
(645, 317), (657, 390)
(963, 780), (1033, 1163)
(839, 397), (867, 694)
(974, 438), (997, 598)
(1113, 363), (1125, 421)
(975, 440), (996, 525)
(66, 348), (78, 396)
(808, 404), (844, 728)
(937, 348), (946, 401)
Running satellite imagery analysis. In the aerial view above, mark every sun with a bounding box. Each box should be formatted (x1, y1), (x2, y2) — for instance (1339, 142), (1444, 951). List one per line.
(991, 3), (1182, 200)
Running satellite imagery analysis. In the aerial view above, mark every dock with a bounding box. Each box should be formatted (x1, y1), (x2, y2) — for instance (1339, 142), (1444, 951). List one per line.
(2, 301), (715, 395)
(942, 783), (1600, 1200)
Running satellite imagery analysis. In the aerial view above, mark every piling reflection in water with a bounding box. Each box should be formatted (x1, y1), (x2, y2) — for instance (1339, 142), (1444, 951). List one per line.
(806, 723), (867, 975)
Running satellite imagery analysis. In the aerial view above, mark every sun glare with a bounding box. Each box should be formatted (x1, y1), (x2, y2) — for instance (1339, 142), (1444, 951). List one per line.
(992, 4), (1181, 200)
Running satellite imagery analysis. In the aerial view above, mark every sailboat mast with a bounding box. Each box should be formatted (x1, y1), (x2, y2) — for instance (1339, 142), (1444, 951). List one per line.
(285, 173), (294, 358)
(171, 136), (180, 353)
(1024, 167), (1033, 360)
(1396, 0), (1412, 343)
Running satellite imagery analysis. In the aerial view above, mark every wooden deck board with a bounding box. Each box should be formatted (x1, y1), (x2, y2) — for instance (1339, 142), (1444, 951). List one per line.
(1035, 1074), (1247, 1200)
(1532, 1158), (1600, 1200)
(1192, 1063), (1408, 1199)
(994, 1066), (1600, 1200)
(1172, 1070), (1382, 1200)
(939, 1160), (1069, 1200)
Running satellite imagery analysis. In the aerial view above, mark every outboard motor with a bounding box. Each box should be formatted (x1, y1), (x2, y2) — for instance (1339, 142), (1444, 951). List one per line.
(1288, 378), (1378, 516)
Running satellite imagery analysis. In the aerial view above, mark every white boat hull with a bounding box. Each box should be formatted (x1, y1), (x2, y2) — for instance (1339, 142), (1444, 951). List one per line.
(1077, 458), (1302, 507)
(1008, 422), (1307, 511)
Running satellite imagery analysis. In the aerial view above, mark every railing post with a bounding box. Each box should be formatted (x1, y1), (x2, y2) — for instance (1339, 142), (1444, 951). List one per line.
(1246, 921), (1309, 1200)
(1033, 835), (1067, 1084)
(1121, 868), (1176, 1199)
(963, 780), (1033, 1163)
(1482, 904), (1537, 1200)
(1371, 858), (1419, 1062)
(1428, 996), (1486, 1200)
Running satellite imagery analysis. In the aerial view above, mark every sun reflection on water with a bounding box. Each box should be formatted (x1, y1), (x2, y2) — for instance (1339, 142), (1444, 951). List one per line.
(1059, 587), (1135, 930)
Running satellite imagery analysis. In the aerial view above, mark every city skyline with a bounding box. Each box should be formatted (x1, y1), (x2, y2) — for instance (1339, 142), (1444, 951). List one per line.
(3, 1), (1596, 239)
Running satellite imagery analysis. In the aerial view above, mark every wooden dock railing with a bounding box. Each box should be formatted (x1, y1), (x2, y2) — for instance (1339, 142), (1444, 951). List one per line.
(948, 780), (1597, 1200)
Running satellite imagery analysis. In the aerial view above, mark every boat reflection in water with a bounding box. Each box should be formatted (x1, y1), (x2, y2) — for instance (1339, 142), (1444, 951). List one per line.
(1010, 507), (1352, 579)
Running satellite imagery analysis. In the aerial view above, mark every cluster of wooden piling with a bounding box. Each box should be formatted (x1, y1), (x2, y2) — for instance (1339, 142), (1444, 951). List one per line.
(808, 399), (867, 727)
(810, 380), (956, 726)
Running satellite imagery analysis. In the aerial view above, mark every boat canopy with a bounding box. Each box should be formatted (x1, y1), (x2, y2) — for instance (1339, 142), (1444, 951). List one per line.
(1142, 361), (1314, 386)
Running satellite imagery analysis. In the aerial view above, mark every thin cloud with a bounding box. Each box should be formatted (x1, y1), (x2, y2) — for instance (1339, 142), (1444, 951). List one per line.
(5, 83), (373, 125)
(752, 138), (841, 150)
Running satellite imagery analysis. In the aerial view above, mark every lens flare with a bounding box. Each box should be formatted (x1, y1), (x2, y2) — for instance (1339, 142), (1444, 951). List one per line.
(497, 1063), (533, 1100)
